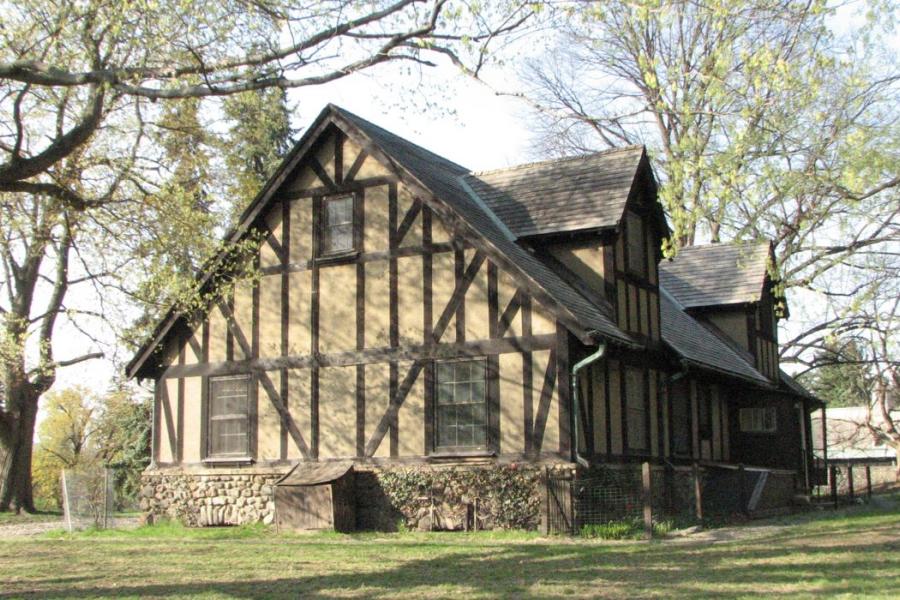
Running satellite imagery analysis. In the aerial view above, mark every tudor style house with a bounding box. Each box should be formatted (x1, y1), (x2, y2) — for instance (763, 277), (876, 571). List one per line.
(130, 104), (823, 529)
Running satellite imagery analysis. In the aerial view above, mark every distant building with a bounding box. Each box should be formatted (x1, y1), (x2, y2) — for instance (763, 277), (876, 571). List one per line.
(812, 406), (897, 465)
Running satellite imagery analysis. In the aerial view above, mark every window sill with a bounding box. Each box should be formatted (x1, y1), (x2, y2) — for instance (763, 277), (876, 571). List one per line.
(429, 450), (496, 460)
(315, 250), (359, 265)
(202, 456), (255, 466)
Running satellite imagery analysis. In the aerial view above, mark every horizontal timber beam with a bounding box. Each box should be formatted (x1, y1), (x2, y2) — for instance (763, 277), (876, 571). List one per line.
(162, 333), (557, 379)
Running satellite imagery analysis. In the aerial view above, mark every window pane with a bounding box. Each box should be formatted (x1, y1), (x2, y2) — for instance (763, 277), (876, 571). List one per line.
(434, 359), (487, 449)
(326, 197), (353, 225)
(208, 376), (250, 457)
(322, 197), (354, 254)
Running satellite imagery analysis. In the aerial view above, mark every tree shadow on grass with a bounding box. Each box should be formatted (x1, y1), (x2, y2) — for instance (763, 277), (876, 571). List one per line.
(3, 535), (898, 599)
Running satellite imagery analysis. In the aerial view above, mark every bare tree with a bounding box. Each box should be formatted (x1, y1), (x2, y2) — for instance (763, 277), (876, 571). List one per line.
(510, 0), (898, 375)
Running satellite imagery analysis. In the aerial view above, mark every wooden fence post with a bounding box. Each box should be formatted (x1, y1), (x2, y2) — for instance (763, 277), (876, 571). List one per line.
(830, 465), (838, 508)
(738, 464), (748, 517)
(692, 462), (703, 524)
(865, 465), (872, 499)
(642, 462), (653, 540)
(540, 467), (549, 535)
(848, 464), (855, 500)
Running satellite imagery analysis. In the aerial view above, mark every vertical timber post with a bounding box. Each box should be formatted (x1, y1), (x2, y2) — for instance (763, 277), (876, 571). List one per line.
(693, 462), (703, 525)
(865, 465), (872, 499)
(848, 464), (855, 501)
(738, 464), (748, 517)
(540, 466), (549, 535)
(568, 469), (576, 536)
(642, 461), (653, 540)
(830, 465), (838, 508)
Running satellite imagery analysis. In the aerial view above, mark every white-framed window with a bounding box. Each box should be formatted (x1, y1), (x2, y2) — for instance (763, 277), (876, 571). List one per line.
(739, 406), (777, 433)
(207, 374), (251, 457)
(320, 195), (354, 255)
(435, 359), (487, 451)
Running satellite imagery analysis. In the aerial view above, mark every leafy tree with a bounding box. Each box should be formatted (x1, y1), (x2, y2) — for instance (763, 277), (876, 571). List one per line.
(513, 0), (898, 375)
(221, 88), (295, 223)
(32, 387), (100, 508)
(0, 0), (535, 512)
(800, 340), (872, 408)
(94, 389), (151, 507)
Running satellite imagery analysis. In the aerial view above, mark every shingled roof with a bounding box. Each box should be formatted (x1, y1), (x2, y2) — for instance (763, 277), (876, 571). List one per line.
(463, 147), (646, 238)
(332, 106), (634, 347)
(659, 242), (772, 309)
(659, 287), (771, 386)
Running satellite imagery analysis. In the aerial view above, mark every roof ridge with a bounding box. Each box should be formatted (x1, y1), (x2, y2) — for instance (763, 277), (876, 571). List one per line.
(467, 145), (644, 178)
(675, 240), (771, 252)
(328, 104), (470, 174)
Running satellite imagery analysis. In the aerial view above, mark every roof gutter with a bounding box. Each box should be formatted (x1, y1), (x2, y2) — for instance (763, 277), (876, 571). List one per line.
(571, 342), (607, 468)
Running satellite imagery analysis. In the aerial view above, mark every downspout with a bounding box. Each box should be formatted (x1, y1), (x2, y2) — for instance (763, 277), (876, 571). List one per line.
(571, 342), (607, 468)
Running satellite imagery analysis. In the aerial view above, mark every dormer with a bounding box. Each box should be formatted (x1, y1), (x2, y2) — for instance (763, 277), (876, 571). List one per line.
(658, 241), (784, 380)
(465, 146), (667, 342)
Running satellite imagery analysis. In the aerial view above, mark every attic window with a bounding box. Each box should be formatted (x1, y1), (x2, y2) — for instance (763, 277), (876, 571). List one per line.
(626, 211), (646, 276)
(320, 195), (355, 255)
(739, 407), (777, 433)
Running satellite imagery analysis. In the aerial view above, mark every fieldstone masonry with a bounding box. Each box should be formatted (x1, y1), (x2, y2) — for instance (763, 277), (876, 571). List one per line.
(141, 469), (282, 527)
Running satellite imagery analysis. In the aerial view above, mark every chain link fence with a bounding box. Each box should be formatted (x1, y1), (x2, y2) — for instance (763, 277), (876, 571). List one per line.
(60, 467), (140, 531)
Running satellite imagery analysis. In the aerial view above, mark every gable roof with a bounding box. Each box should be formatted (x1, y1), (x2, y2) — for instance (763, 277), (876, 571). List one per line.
(659, 241), (773, 309)
(659, 287), (771, 386)
(331, 106), (634, 346)
(463, 147), (646, 238)
(128, 105), (643, 379)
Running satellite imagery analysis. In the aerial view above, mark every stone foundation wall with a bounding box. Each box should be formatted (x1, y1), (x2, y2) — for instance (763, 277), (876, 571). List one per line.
(141, 469), (283, 526)
(140, 462), (563, 531)
(355, 463), (558, 531)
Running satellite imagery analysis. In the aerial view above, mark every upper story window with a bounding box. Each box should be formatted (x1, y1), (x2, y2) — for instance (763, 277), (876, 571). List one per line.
(625, 211), (646, 277)
(739, 406), (777, 433)
(207, 374), (252, 458)
(435, 359), (487, 451)
(320, 195), (354, 255)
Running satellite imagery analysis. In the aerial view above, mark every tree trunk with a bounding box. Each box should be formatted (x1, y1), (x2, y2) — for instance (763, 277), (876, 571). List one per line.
(0, 386), (39, 513)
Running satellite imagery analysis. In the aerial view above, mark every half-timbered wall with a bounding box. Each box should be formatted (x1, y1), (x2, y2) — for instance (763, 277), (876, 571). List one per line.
(575, 358), (668, 461)
(151, 127), (569, 467)
(611, 207), (661, 343)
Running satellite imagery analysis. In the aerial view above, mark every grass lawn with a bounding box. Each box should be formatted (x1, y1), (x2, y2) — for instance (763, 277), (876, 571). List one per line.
(1, 502), (898, 599)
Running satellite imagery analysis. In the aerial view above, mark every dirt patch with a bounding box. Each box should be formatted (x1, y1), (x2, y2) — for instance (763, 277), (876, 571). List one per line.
(0, 516), (141, 538)
(0, 519), (66, 538)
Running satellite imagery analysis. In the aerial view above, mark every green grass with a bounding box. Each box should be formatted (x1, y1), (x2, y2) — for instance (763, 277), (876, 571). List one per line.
(1, 501), (898, 598)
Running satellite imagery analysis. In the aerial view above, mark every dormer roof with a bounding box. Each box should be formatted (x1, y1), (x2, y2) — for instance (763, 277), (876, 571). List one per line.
(659, 241), (774, 309)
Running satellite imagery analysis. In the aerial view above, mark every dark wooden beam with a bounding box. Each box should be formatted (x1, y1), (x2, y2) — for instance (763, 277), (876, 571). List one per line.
(344, 149), (369, 183)
(532, 348), (557, 454)
(395, 198), (422, 247)
(308, 156), (336, 191)
(217, 300), (310, 459)
(365, 249), (487, 458)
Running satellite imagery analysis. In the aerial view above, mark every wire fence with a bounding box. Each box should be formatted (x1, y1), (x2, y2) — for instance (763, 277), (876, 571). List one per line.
(545, 467), (648, 536)
(60, 467), (139, 531)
